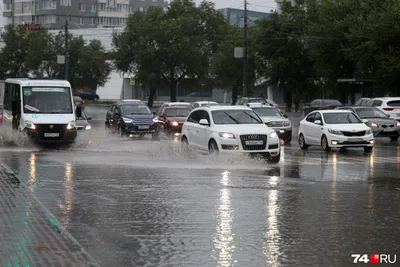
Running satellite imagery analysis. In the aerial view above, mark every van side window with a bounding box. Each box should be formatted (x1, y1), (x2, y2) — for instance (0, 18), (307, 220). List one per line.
(4, 82), (12, 110)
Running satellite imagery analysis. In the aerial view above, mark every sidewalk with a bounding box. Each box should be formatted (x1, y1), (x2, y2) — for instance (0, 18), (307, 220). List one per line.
(0, 163), (99, 267)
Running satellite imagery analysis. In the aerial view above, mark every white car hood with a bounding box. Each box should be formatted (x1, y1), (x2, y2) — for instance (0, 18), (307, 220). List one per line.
(260, 116), (289, 123)
(325, 123), (369, 131)
(214, 124), (273, 135)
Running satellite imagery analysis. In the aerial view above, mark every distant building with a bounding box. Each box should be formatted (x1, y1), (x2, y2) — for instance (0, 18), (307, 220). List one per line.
(218, 8), (270, 27)
(2, 0), (168, 29)
(0, 1), (4, 28)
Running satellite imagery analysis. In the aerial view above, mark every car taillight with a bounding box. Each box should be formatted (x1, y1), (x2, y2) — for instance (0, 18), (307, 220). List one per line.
(276, 105), (280, 109)
(82, 101), (86, 104)
(383, 108), (394, 111)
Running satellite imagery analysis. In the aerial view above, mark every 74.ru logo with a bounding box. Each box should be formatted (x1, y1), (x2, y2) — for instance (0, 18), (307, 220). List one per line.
(351, 254), (397, 264)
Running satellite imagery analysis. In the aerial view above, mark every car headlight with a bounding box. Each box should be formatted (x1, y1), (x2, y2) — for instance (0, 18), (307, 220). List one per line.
(171, 121), (179, 126)
(269, 131), (277, 138)
(397, 122), (400, 127)
(67, 121), (76, 129)
(85, 124), (91, 130)
(153, 117), (159, 123)
(328, 129), (343, 135)
(369, 122), (378, 127)
(219, 132), (236, 139)
(366, 129), (372, 135)
(26, 120), (35, 130)
(122, 117), (133, 123)
(282, 121), (291, 127)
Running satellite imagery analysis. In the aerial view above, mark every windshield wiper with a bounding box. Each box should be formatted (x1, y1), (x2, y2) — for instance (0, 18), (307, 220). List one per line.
(243, 111), (262, 123)
(223, 112), (240, 124)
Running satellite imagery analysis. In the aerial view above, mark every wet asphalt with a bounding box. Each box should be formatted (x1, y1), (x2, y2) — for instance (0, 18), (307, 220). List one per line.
(1, 105), (400, 267)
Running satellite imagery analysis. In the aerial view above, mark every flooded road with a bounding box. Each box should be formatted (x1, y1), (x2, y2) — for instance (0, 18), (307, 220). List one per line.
(0, 106), (399, 267)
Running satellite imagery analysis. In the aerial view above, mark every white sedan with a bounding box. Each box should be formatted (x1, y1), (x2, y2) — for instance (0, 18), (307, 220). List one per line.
(298, 110), (374, 152)
(181, 106), (281, 162)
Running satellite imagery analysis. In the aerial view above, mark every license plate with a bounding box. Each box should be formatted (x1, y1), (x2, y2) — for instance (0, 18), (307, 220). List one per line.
(44, 133), (59, 137)
(245, 140), (263, 145)
(138, 125), (149, 129)
(383, 127), (393, 132)
(348, 138), (362, 142)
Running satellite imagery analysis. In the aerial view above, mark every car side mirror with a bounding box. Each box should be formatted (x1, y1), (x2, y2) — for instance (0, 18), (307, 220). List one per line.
(387, 114), (390, 117)
(153, 112), (156, 115)
(283, 114), (288, 118)
(199, 119), (210, 126)
(76, 105), (82, 118)
(87, 117), (92, 121)
(314, 120), (322, 125)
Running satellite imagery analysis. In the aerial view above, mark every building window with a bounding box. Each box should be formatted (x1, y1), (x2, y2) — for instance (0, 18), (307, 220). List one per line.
(79, 3), (86, 11)
(90, 17), (96, 25)
(60, 0), (71, 6)
(79, 17), (84, 25)
(139, 7), (144, 11)
(90, 4), (96, 12)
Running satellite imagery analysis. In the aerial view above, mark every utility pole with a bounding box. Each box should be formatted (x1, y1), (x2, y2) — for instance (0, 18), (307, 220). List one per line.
(243, 0), (249, 97)
(64, 19), (69, 81)
(11, 0), (15, 25)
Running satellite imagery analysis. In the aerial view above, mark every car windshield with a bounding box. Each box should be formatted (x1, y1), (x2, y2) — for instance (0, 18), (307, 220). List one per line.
(212, 110), (263, 124)
(253, 107), (282, 117)
(323, 112), (362, 124)
(120, 104), (151, 115)
(322, 100), (342, 106)
(22, 87), (73, 114)
(355, 108), (388, 118)
(166, 108), (190, 117)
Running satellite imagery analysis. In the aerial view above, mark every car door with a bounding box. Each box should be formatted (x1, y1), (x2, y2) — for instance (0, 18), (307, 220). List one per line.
(196, 110), (212, 150)
(303, 113), (316, 144)
(185, 110), (202, 147)
(309, 112), (323, 144)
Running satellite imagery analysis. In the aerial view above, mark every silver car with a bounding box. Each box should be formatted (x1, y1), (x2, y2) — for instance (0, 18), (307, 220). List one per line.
(250, 104), (292, 144)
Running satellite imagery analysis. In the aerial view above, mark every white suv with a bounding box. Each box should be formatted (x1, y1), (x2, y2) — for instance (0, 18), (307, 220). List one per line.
(181, 106), (281, 162)
(366, 97), (400, 120)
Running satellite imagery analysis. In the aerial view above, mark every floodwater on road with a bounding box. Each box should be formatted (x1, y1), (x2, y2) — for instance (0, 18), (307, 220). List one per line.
(0, 107), (399, 266)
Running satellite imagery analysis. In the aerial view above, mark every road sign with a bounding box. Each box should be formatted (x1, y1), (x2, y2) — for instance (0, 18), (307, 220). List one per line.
(57, 55), (65, 64)
(130, 76), (135, 86)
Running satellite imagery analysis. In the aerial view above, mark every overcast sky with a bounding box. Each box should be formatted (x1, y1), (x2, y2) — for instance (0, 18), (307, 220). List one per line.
(194, 0), (277, 12)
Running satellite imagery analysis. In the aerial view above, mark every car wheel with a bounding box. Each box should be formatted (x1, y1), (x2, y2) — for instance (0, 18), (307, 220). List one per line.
(364, 146), (373, 152)
(298, 134), (309, 150)
(390, 136), (399, 141)
(268, 152), (281, 163)
(321, 135), (331, 152)
(117, 125), (125, 137)
(208, 140), (219, 155)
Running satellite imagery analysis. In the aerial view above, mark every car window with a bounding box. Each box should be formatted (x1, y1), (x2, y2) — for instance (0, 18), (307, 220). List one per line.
(252, 107), (282, 117)
(166, 108), (190, 117)
(310, 100), (320, 106)
(120, 104), (151, 115)
(323, 112), (362, 124)
(355, 107), (388, 118)
(366, 100), (374, 107)
(187, 110), (202, 123)
(193, 103), (199, 108)
(387, 100), (400, 107)
(354, 99), (362, 106)
(314, 112), (322, 122)
(211, 110), (263, 125)
(306, 113), (315, 122)
(199, 110), (211, 122)
(373, 100), (382, 107)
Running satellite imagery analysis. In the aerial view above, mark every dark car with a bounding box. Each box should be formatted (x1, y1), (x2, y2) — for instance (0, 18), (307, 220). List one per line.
(74, 89), (100, 101)
(105, 102), (159, 139)
(157, 106), (191, 136)
(76, 110), (92, 132)
(337, 106), (400, 141)
(302, 99), (343, 117)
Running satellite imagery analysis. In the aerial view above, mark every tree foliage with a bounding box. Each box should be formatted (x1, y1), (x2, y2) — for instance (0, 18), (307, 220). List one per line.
(112, 0), (229, 102)
(0, 25), (111, 91)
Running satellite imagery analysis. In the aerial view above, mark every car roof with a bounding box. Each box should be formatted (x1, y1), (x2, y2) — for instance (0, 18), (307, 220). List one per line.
(5, 78), (71, 87)
(198, 105), (252, 111)
(194, 101), (218, 104)
(119, 99), (142, 102)
(164, 106), (191, 109)
(311, 110), (352, 114)
(370, 97), (400, 100)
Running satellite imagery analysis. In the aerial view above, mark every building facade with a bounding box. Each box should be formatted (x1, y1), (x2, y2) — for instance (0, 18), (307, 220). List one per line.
(218, 7), (270, 28)
(2, 0), (168, 29)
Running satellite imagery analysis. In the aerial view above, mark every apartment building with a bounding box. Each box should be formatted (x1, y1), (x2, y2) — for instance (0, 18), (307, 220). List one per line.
(2, 0), (168, 29)
(218, 8), (270, 28)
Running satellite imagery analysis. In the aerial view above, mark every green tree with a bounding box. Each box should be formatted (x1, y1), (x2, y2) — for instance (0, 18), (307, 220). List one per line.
(112, 0), (228, 102)
(256, 0), (316, 110)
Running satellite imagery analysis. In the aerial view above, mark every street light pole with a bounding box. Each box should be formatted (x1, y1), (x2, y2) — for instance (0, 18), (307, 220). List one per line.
(64, 19), (69, 81)
(243, 0), (249, 97)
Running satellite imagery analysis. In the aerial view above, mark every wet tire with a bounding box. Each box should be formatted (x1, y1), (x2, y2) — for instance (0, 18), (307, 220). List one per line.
(364, 146), (373, 152)
(208, 140), (219, 155)
(117, 125), (126, 137)
(321, 135), (331, 152)
(298, 134), (309, 150)
(390, 136), (399, 141)
(268, 153), (281, 163)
